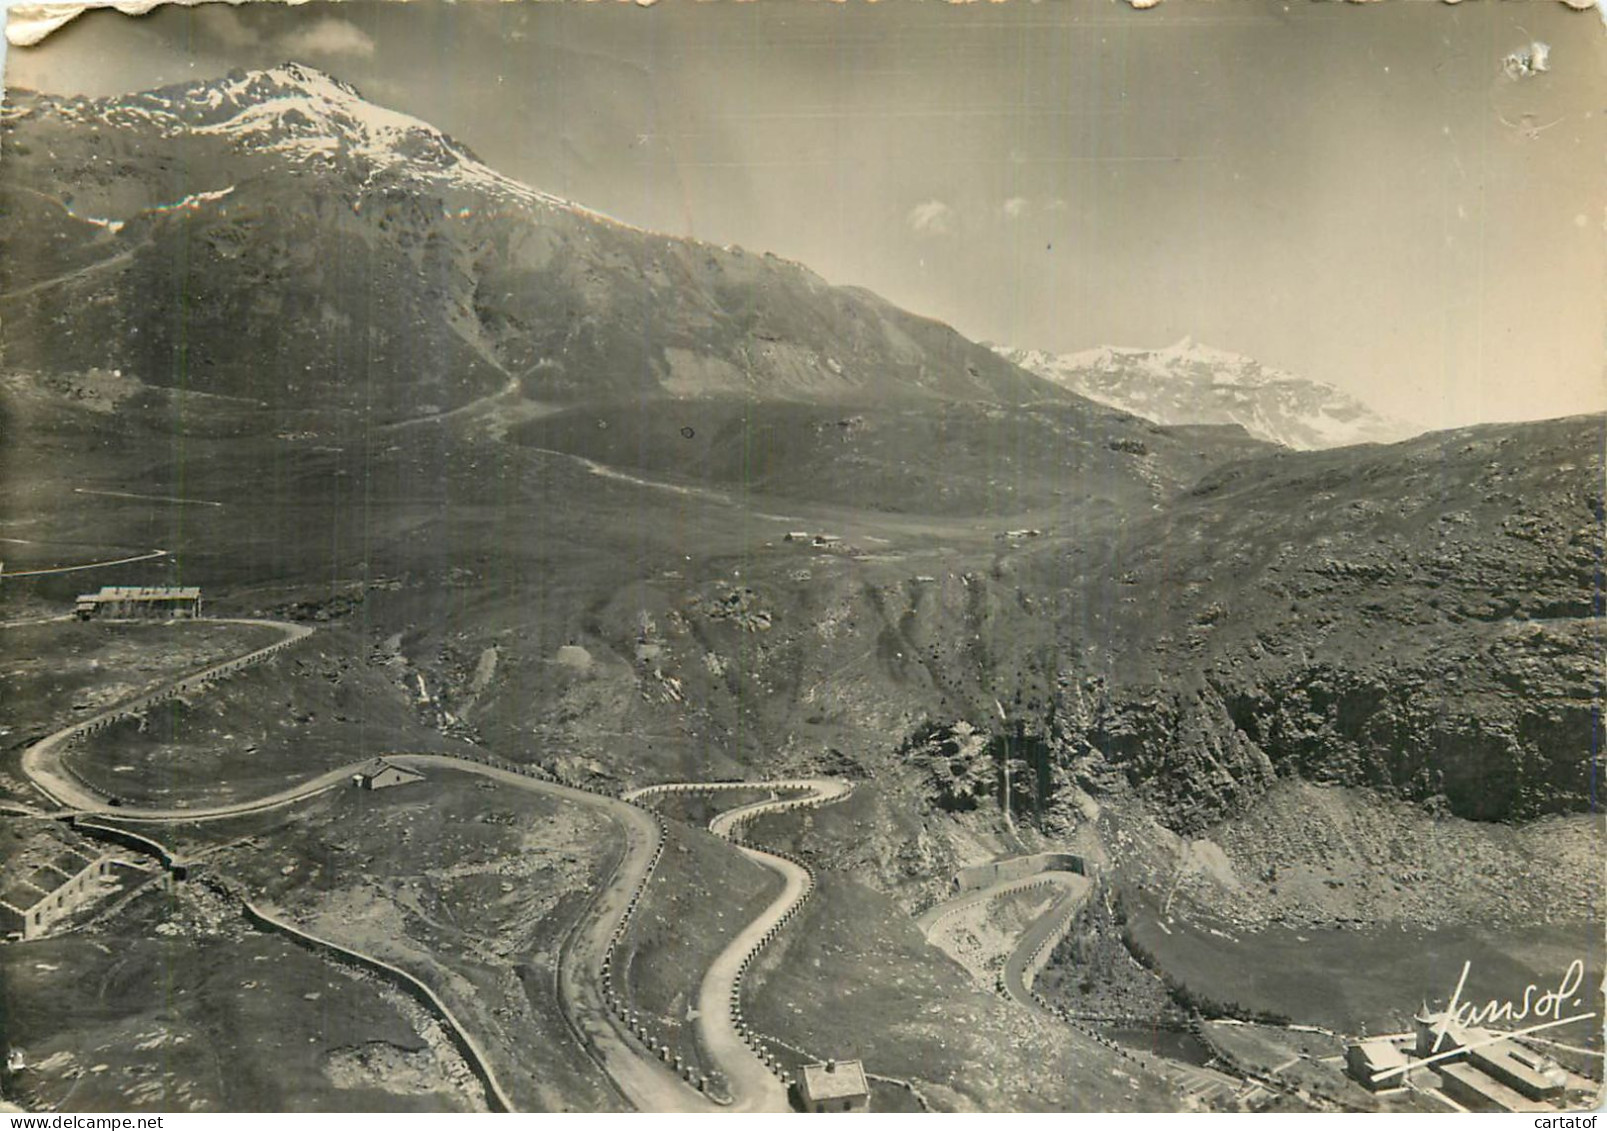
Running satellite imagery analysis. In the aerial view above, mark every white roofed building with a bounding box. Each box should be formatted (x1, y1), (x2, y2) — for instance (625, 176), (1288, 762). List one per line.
(799, 1059), (869, 1113)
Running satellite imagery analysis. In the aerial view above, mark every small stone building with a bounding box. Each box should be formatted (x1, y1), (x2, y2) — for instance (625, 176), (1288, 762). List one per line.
(799, 1059), (869, 1113)
(75, 586), (202, 620)
(354, 759), (426, 791)
(1345, 1039), (1409, 1090)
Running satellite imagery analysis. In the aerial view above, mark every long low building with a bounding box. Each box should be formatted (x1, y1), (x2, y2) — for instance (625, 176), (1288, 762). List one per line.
(75, 586), (202, 620)
(0, 828), (116, 940)
(1466, 1039), (1567, 1101)
(1438, 1063), (1551, 1113)
(1413, 1008), (1569, 1109)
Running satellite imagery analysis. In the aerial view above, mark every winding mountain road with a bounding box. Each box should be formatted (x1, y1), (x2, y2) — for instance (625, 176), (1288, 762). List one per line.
(916, 870), (1084, 936)
(698, 781), (851, 1112)
(0, 547), (168, 579)
(14, 616), (852, 1112)
(20, 618), (314, 811)
(917, 864), (1090, 1010)
(695, 845), (803, 1112)
(624, 778), (854, 1111)
(1001, 878), (1089, 1006)
(0, 242), (144, 303)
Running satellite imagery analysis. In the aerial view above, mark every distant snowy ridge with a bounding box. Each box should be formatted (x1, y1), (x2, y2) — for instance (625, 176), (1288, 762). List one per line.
(993, 338), (1421, 450)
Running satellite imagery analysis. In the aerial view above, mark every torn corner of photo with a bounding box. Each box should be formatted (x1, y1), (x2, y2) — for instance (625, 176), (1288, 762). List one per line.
(6, 0), (186, 49)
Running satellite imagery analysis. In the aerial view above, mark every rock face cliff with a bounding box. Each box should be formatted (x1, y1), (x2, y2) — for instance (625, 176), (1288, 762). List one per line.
(420, 414), (1601, 837)
(1026, 414), (1605, 829)
(639, 413), (1600, 834)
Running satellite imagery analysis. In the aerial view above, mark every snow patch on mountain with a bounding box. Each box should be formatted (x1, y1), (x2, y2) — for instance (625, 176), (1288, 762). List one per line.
(994, 339), (1421, 450)
(33, 63), (637, 230)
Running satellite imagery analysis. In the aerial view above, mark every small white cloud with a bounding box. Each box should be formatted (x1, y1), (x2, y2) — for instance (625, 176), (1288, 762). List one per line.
(1001, 196), (1029, 220)
(1044, 198), (1069, 213)
(277, 18), (377, 61)
(907, 199), (956, 237)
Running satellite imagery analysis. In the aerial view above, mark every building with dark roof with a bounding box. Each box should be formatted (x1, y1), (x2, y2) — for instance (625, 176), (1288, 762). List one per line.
(799, 1060), (870, 1113)
(353, 758), (426, 791)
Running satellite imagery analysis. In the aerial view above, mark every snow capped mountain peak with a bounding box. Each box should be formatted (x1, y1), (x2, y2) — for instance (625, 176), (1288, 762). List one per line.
(34, 64), (635, 229)
(190, 64), (467, 167)
(154, 61), (366, 108)
(995, 340), (1421, 450)
(1163, 336), (1255, 369)
(258, 61), (365, 99)
(103, 62), (375, 133)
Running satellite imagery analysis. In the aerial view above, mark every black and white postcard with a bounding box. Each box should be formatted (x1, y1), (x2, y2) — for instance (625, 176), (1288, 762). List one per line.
(0, 0), (1601, 1115)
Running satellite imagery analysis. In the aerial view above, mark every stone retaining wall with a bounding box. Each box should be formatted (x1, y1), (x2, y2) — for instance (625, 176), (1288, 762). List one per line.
(242, 900), (514, 1113)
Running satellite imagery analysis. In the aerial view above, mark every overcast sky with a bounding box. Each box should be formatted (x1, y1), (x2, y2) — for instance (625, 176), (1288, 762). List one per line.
(5, 0), (1603, 428)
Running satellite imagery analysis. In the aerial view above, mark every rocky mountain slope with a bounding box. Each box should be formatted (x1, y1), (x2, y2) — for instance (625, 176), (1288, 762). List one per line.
(994, 339), (1420, 450)
(1014, 414), (1604, 829)
(0, 64), (1279, 519)
(1, 64), (1061, 421)
(322, 406), (1597, 840)
(3, 61), (1600, 1117)
(2, 65), (1599, 847)
(449, 411), (1601, 832)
